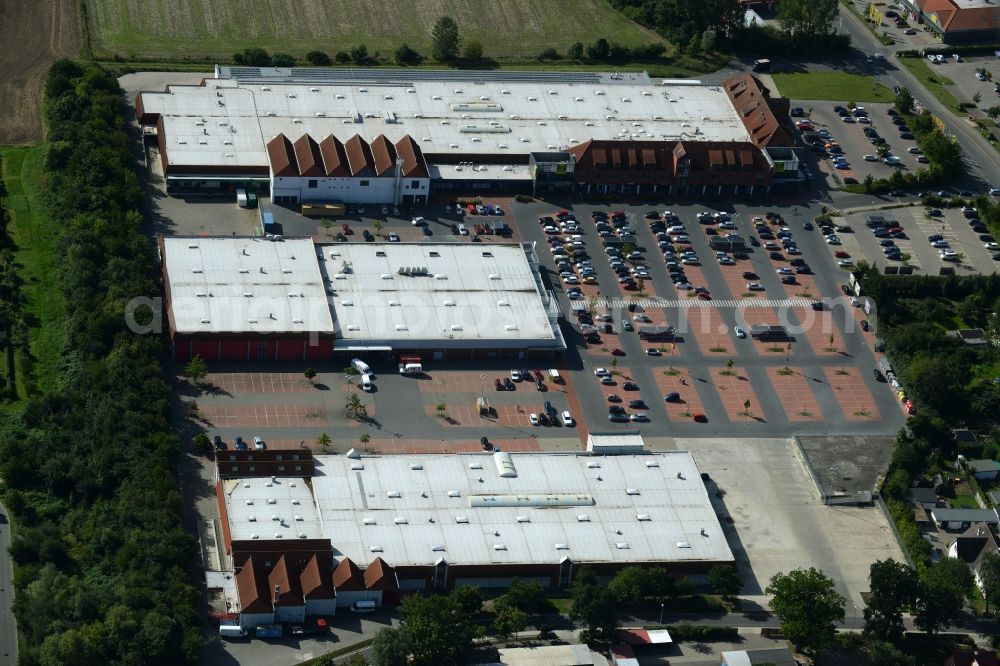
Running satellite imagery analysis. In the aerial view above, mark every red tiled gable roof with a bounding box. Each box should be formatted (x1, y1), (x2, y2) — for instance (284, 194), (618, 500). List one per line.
(394, 135), (429, 178)
(919, 0), (1000, 32)
(722, 73), (795, 149)
(369, 134), (397, 176)
(266, 134), (298, 177)
(292, 135), (325, 177)
(236, 556), (272, 614)
(343, 135), (374, 176)
(299, 555), (335, 600)
(268, 555), (303, 606)
(332, 557), (366, 591)
(363, 557), (399, 592)
(318, 135), (350, 176)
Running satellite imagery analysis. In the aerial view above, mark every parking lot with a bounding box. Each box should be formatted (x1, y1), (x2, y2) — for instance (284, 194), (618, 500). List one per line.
(921, 51), (1000, 108)
(831, 204), (1000, 276)
(794, 100), (925, 188)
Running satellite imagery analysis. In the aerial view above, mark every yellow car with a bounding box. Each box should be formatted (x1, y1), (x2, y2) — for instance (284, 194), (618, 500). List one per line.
(582, 276), (598, 284)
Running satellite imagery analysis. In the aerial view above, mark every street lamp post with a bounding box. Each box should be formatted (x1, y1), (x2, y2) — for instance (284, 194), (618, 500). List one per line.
(659, 603), (664, 625)
(480, 373), (487, 398)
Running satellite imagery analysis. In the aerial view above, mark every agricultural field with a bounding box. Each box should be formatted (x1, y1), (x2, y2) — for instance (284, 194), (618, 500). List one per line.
(0, 0), (80, 144)
(84, 0), (664, 61)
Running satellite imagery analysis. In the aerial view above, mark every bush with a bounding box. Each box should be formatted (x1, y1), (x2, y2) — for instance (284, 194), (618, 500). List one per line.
(334, 51), (351, 64)
(271, 53), (296, 67)
(233, 47), (271, 66)
(395, 43), (422, 65)
(514, 194), (534, 203)
(538, 47), (561, 61)
(305, 51), (331, 66)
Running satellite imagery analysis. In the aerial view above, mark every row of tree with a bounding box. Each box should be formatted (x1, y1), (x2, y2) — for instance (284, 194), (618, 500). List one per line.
(0, 164), (27, 400)
(611, 0), (848, 55)
(768, 558), (991, 661)
(0, 60), (202, 664)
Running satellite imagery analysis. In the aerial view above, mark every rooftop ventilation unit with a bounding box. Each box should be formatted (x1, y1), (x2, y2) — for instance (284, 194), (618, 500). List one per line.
(387, 490), (401, 498)
(351, 462), (364, 470)
(447, 490), (460, 498)
(261, 86), (270, 91)
(676, 541), (691, 548)
(493, 544), (507, 551)
(626, 488), (640, 495)
(577, 514), (590, 522)
(432, 545), (445, 551)
(516, 516), (530, 523)
(410, 463), (423, 470)
(637, 514), (651, 521)
(616, 542), (630, 549)
(394, 517), (408, 525)
(645, 461), (659, 468)
(370, 546), (383, 552)
(363, 517), (376, 525)
(455, 516), (469, 523)
(555, 543), (569, 550)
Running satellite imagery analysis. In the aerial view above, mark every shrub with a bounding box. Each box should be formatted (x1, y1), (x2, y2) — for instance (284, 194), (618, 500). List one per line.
(271, 53), (296, 67)
(305, 51), (331, 66)
(334, 51), (351, 64)
(538, 47), (561, 61)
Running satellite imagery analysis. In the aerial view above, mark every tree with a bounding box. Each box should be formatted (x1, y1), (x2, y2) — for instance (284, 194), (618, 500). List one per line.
(685, 33), (701, 56)
(743, 398), (752, 416)
(193, 433), (211, 452)
(321, 219), (333, 237)
(451, 585), (484, 615)
(494, 604), (528, 639)
(372, 219), (384, 237)
(766, 568), (845, 652)
(359, 433), (370, 446)
(304, 367), (316, 384)
(778, 0), (839, 37)
(317, 432), (331, 448)
(398, 592), (478, 665)
(568, 42), (584, 60)
(701, 28), (717, 53)
(586, 38), (610, 61)
(463, 39), (484, 62)
(864, 640), (916, 666)
(979, 551), (1000, 613)
(708, 565), (742, 597)
(347, 392), (363, 417)
(306, 51), (331, 66)
(183, 354), (208, 384)
(973, 91), (982, 106)
(863, 559), (919, 643)
(371, 627), (410, 666)
(895, 87), (915, 115)
(349, 44), (369, 65)
(233, 48), (271, 66)
(497, 578), (548, 615)
(432, 16), (461, 63)
(608, 566), (667, 604)
(569, 568), (619, 640)
(395, 43), (422, 65)
(335, 51), (351, 64)
(435, 401), (447, 417)
(915, 557), (973, 634)
(272, 53), (296, 67)
(987, 105), (1000, 120)
(538, 47), (561, 61)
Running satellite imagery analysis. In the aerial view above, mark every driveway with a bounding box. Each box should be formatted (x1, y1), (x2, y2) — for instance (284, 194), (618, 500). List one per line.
(0, 501), (16, 666)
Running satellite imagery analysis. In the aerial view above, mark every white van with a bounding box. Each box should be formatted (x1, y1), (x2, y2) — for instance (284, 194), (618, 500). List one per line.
(219, 625), (247, 639)
(399, 363), (422, 375)
(350, 600), (378, 613)
(548, 369), (562, 383)
(351, 358), (371, 375)
(458, 223), (469, 235)
(361, 374), (373, 392)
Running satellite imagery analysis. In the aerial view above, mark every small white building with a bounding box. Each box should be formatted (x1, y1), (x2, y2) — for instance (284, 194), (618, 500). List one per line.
(267, 133), (429, 206)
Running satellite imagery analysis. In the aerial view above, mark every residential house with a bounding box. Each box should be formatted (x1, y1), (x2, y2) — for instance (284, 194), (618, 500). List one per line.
(968, 459), (1000, 482)
(948, 522), (1000, 597)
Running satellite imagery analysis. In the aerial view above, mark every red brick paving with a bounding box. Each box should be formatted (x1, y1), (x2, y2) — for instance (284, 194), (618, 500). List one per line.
(768, 368), (823, 422)
(653, 370), (705, 421)
(200, 404), (327, 427)
(207, 372), (313, 393)
(822, 367), (881, 421)
(371, 438), (542, 453)
(740, 308), (796, 357)
(796, 308), (850, 358)
(711, 366), (760, 422)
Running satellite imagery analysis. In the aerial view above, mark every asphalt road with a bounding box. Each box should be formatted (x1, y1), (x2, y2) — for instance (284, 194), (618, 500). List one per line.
(0, 501), (15, 666)
(836, 3), (1000, 193)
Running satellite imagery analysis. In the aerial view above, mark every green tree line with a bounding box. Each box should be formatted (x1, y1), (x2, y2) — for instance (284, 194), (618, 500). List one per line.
(0, 60), (201, 665)
(0, 165), (28, 400)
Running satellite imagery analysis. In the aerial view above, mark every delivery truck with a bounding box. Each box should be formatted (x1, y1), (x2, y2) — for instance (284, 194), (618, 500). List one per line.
(255, 624), (283, 639)
(398, 355), (423, 375)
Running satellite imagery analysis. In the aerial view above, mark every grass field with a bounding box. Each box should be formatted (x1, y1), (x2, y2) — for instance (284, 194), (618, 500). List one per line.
(85, 0), (664, 61)
(898, 57), (963, 115)
(0, 145), (65, 396)
(771, 72), (893, 103)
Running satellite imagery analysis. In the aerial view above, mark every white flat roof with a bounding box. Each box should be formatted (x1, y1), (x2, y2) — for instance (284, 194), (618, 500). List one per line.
(140, 74), (751, 169)
(223, 477), (323, 542)
(427, 163), (532, 181)
(321, 243), (559, 346)
(163, 236), (334, 335)
(310, 451), (733, 569)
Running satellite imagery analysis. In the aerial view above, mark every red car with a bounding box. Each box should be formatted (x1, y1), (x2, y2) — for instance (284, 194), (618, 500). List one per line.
(341, 223), (353, 234)
(693, 413), (708, 423)
(834, 251), (850, 258)
(554, 209), (570, 219)
(697, 292), (712, 300)
(611, 348), (625, 356)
